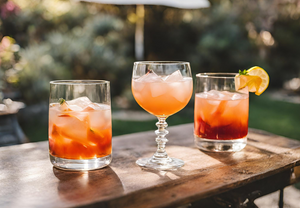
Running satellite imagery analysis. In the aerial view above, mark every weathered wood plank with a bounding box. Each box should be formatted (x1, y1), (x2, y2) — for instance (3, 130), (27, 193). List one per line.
(0, 124), (300, 208)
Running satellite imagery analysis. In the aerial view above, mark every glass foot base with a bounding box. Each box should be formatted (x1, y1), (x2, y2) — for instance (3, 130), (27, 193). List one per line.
(136, 157), (184, 171)
(50, 154), (112, 171)
(194, 136), (247, 152)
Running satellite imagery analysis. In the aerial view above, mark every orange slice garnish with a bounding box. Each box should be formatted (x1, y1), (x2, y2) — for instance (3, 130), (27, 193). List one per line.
(235, 66), (269, 95)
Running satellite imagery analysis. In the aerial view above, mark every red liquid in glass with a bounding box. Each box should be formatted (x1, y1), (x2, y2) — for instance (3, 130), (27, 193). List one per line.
(194, 91), (249, 140)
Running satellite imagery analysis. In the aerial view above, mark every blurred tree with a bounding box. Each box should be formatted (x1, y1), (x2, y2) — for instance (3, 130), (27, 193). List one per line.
(143, 0), (300, 88)
(0, 0), (134, 104)
(0, 36), (21, 99)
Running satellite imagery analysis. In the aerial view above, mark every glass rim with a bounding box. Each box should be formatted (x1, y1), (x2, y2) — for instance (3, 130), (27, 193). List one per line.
(134, 61), (190, 65)
(196, 73), (238, 79)
(50, 80), (110, 85)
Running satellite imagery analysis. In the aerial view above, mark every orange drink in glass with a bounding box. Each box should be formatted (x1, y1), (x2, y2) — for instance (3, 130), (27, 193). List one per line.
(49, 80), (112, 170)
(194, 73), (249, 152)
(132, 71), (193, 117)
(194, 91), (249, 139)
(132, 61), (193, 170)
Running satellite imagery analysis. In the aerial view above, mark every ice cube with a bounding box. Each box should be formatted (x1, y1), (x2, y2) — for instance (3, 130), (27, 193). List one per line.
(67, 97), (92, 109)
(88, 104), (111, 130)
(196, 92), (208, 99)
(0, 104), (7, 112)
(168, 82), (184, 101)
(218, 91), (229, 99)
(205, 90), (234, 100)
(83, 103), (110, 111)
(206, 90), (220, 98)
(232, 93), (243, 100)
(49, 101), (92, 145)
(136, 71), (163, 82)
(134, 71), (164, 94)
(149, 82), (167, 97)
(59, 102), (70, 112)
(132, 79), (145, 93)
(83, 103), (100, 111)
(164, 70), (183, 82)
(208, 100), (228, 127)
(205, 90), (222, 105)
(68, 105), (83, 111)
(169, 77), (192, 102)
(68, 111), (89, 122)
(226, 93), (247, 108)
(54, 111), (90, 143)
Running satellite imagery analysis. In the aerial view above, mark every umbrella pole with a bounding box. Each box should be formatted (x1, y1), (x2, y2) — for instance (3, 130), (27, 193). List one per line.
(135, 4), (144, 60)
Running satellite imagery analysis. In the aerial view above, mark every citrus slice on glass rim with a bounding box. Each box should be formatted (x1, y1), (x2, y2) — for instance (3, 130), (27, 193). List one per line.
(235, 66), (269, 95)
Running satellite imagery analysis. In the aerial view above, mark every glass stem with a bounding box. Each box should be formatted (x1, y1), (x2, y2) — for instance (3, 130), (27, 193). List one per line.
(152, 117), (170, 162)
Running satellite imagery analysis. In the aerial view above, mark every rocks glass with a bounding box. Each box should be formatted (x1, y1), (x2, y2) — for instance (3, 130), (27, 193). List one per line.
(49, 80), (112, 170)
(194, 73), (249, 152)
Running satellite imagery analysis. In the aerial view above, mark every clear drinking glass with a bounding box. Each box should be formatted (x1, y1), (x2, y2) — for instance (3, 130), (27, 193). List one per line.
(132, 61), (193, 170)
(194, 73), (249, 152)
(49, 80), (112, 170)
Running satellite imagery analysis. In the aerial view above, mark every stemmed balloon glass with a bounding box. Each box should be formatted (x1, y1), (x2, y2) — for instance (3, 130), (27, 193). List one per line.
(132, 61), (193, 170)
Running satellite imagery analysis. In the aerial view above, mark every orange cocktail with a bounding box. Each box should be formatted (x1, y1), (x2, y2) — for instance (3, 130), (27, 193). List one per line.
(49, 99), (112, 160)
(194, 73), (249, 152)
(132, 71), (193, 117)
(49, 80), (112, 171)
(194, 90), (249, 140)
(132, 61), (193, 170)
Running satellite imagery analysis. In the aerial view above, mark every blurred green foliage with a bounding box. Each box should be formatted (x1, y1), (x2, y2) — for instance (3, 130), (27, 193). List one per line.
(144, 0), (300, 88)
(1, 0), (300, 105)
(0, 0), (134, 104)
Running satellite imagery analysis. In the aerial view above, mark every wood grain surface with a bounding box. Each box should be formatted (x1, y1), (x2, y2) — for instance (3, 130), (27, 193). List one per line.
(0, 123), (300, 208)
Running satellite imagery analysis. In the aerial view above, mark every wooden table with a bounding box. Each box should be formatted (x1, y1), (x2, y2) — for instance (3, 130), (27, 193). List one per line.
(1, 124), (300, 208)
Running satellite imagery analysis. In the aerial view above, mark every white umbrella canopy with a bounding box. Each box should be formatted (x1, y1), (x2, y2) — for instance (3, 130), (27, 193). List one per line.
(82, 0), (210, 9)
(79, 0), (210, 60)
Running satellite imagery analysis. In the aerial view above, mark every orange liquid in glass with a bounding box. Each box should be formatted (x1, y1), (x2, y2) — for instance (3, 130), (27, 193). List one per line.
(132, 77), (193, 117)
(194, 91), (249, 140)
(48, 103), (112, 159)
